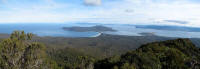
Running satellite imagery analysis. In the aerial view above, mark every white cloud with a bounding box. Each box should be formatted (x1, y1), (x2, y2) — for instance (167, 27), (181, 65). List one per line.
(0, 0), (200, 27)
(93, 0), (200, 27)
(84, 0), (101, 6)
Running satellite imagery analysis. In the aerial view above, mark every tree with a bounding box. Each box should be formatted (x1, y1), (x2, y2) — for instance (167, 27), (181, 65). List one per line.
(94, 39), (200, 69)
(0, 31), (52, 69)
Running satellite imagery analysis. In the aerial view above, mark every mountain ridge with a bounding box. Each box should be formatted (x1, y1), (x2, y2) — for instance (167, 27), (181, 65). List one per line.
(95, 38), (200, 69)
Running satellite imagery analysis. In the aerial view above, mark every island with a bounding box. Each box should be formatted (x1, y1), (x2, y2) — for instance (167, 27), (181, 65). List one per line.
(139, 32), (157, 36)
(62, 25), (117, 32)
(135, 25), (200, 32)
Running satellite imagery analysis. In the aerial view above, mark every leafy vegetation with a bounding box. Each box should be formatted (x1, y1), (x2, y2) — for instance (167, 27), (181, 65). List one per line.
(0, 31), (199, 69)
(47, 47), (95, 69)
(95, 39), (200, 69)
(33, 34), (174, 58)
(0, 31), (60, 69)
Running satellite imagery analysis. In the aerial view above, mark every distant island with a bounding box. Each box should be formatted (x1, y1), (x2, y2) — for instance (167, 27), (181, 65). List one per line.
(139, 32), (157, 36)
(135, 25), (200, 32)
(62, 25), (117, 32)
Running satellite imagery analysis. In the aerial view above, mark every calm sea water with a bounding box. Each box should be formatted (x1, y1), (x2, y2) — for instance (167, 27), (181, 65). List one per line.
(0, 23), (99, 37)
(1, 23), (200, 38)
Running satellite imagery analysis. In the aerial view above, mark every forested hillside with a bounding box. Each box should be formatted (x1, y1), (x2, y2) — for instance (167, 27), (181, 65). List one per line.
(0, 31), (199, 69)
(95, 39), (200, 69)
(33, 34), (175, 58)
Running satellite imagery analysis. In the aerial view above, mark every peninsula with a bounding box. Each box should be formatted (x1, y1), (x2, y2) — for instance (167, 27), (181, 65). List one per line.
(62, 25), (117, 32)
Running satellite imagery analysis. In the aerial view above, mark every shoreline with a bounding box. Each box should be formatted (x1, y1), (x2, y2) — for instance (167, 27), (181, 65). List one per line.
(91, 32), (102, 37)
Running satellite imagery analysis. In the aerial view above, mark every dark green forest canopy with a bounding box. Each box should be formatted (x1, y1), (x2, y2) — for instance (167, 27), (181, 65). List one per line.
(0, 31), (200, 69)
(0, 31), (98, 69)
(1, 33), (200, 59)
(95, 39), (200, 69)
(33, 34), (176, 58)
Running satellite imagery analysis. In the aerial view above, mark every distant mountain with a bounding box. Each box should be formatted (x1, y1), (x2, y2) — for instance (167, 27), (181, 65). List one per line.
(136, 25), (200, 32)
(163, 20), (188, 24)
(139, 32), (157, 36)
(95, 39), (200, 69)
(62, 25), (117, 32)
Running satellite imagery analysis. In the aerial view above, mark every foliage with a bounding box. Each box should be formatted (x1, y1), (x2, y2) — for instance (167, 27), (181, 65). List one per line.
(95, 39), (200, 69)
(0, 31), (59, 69)
(34, 34), (174, 58)
(47, 47), (95, 69)
(0, 31), (200, 69)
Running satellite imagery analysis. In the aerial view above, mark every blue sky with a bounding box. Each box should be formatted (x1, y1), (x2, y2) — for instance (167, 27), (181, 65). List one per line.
(0, 0), (200, 27)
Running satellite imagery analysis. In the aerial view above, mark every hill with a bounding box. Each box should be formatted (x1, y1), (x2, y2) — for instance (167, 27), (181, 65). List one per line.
(135, 25), (200, 32)
(0, 31), (200, 69)
(95, 39), (200, 69)
(33, 34), (175, 58)
(62, 25), (117, 32)
(1, 33), (200, 58)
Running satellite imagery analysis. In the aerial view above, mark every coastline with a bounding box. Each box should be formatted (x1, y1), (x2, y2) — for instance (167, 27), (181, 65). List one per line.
(91, 32), (102, 37)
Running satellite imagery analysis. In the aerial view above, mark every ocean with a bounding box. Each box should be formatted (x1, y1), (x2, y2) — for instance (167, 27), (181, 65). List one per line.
(1, 23), (200, 38)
